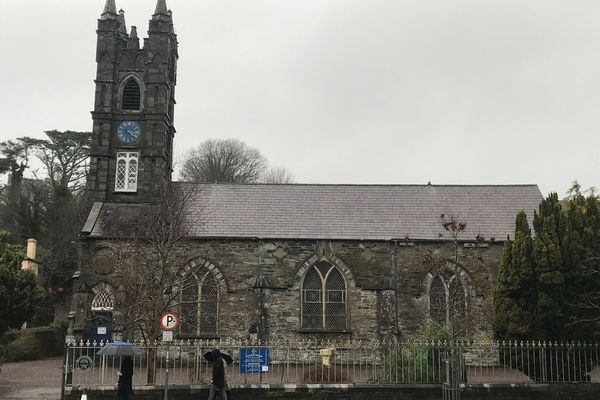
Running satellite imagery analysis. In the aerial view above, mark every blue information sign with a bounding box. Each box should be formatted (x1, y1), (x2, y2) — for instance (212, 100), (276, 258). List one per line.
(239, 347), (269, 373)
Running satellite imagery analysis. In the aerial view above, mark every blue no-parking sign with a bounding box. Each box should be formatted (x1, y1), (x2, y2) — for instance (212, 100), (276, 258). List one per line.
(239, 347), (269, 373)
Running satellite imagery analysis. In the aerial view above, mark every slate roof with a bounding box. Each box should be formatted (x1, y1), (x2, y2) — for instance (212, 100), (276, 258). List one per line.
(85, 183), (543, 242)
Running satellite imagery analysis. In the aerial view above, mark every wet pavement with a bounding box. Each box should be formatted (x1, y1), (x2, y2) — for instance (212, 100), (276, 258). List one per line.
(0, 358), (62, 399)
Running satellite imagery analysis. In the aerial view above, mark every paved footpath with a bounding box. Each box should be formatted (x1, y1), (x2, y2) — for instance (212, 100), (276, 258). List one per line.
(0, 358), (62, 399)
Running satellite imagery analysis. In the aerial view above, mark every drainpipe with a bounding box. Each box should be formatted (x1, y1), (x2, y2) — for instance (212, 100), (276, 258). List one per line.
(391, 240), (399, 335)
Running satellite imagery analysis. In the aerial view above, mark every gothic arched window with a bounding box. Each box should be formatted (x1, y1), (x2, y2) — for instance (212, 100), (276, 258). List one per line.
(302, 261), (347, 331)
(428, 269), (467, 326)
(121, 78), (141, 111)
(180, 270), (219, 337)
(91, 288), (114, 311)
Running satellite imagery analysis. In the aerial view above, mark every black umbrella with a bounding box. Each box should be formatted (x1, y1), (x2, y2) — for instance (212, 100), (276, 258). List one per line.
(204, 350), (234, 365)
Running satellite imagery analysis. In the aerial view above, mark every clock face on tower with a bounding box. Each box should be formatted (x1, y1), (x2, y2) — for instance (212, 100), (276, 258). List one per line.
(117, 121), (141, 143)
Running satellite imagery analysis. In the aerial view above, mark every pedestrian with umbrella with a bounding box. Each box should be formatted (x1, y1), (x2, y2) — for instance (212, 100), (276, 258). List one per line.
(97, 342), (141, 400)
(116, 356), (133, 400)
(205, 349), (231, 400)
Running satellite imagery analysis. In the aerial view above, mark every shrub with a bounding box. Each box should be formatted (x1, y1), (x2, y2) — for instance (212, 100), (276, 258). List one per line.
(5, 330), (43, 362)
(373, 346), (432, 383)
(369, 321), (465, 384)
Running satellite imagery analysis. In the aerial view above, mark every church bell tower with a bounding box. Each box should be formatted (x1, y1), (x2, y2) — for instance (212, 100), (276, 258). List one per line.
(88, 0), (178, 203)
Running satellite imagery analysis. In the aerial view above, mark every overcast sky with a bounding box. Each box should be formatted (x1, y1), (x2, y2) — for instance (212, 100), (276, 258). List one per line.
(1, 0), (599, 195)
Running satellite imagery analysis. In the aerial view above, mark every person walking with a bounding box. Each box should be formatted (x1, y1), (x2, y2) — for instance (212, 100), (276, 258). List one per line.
(117, 356), (134, 400)
(207, 349), (228, 400)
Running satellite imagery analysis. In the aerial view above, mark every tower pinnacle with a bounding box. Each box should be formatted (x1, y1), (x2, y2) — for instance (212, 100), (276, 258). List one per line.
(118, 9), (127, 34)
(154, 0), (168, 15)
(101, 0), (118, 20)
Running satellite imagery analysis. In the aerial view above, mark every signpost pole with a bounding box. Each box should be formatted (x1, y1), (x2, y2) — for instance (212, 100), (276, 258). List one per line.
(164, 347), (169, 400)
(159, 311), (179, 400)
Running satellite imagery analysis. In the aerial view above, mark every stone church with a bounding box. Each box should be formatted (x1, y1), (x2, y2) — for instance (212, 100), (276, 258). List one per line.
(71, 0), (543, 343)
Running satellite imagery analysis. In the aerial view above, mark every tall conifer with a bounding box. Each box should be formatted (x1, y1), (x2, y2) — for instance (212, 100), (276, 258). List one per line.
(533, 193), (565, 339)
(566, 195), (600, 338)
(495, 211), (536, 340)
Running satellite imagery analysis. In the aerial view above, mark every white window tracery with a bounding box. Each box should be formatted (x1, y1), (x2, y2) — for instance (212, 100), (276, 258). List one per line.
(115, 152), (139, 192)
(91, 288), (114, 311)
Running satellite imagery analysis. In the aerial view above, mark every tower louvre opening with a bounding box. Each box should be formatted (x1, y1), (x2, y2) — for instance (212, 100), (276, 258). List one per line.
(122, 78), (141, 110)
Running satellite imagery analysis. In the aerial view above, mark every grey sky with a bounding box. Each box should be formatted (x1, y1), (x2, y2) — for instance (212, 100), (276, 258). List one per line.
(1, 0), (599, 195)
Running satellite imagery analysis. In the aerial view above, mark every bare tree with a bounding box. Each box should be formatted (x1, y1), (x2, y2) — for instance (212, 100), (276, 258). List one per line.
(180, 138), (267, 183)
(180, 138), (295, 184)
(102, 181), (208, 383)
(261, 166), (294, 184)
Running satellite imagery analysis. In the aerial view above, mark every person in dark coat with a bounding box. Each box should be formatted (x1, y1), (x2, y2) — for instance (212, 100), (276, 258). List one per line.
(117, 356), (134, 400)
(207, 349), (228, 400)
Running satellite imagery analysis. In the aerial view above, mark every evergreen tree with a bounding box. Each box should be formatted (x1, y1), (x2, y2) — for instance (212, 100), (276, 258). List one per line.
(560, 189), (587, 338)
(495, 211), (536, 340)
(565, 194), (600, 338)
(496, 185), (600, 340)
(533, 193), (565, 339)
(0, 232), (45, 335)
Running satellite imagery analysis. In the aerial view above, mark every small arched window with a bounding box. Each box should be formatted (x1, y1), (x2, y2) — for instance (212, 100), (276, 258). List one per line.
(180, 269), (219, 336)
(428, 269), (467, 326)
(302, 261), (347, 331)
(121, 78), (141, 111)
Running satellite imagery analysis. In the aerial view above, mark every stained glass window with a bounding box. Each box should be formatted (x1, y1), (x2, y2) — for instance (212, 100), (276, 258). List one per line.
(180, 270), (219, 336)
(302, 261), (347, 330)
(429, 269), (467, 326)
(199, 273), (218, 334)
(180, 277), (199, 334)
(302, 268), (323, 329)
(429, 276), (447, 326)
(325, 268), (347, 330)
(449, 277), (466, 318)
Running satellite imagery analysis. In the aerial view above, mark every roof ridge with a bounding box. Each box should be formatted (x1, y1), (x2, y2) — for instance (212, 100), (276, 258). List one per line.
(173, 181), (540, 188)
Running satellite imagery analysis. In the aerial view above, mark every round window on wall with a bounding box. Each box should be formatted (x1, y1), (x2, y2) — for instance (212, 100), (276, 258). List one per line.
(92, 248), (116, 275)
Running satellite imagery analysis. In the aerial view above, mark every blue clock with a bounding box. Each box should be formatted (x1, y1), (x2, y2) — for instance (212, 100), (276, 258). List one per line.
(117, 121), (141, 143)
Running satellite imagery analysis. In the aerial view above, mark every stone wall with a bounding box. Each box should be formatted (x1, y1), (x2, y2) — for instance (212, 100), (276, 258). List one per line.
(74, 238), (503, 342)
(66, 384), (600, 400)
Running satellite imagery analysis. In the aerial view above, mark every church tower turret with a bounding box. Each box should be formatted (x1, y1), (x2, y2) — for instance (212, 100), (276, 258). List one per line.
(88, 0), (178, 203)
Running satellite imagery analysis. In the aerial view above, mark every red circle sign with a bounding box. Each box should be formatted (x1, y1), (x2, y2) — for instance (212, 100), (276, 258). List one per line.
(160, 311), (180, 331)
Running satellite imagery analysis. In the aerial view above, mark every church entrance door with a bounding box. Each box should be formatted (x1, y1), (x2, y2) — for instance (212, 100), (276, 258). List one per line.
(89, 311), (113, 343)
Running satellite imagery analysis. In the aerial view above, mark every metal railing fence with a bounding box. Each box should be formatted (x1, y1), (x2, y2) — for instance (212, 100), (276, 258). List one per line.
(64, 339), (600, 389)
